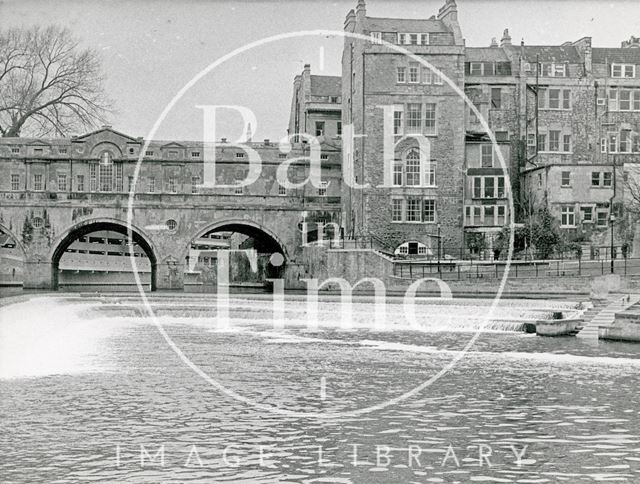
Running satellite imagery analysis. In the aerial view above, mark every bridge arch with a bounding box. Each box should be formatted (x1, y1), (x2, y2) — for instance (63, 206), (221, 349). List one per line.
(182, 219), (289, 261)
(50, 218), (158, 291)
(0, 222), (27, 258)
(182, 219), (288, 285)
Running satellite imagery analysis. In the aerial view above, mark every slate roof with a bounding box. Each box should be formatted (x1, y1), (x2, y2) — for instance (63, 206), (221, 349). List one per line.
(592, 48), (640, 64)
(365, 16), (449, 33)
(507, 45), (583, 63)
(465, 47), (510, 62)
(310, 75), (341, 96)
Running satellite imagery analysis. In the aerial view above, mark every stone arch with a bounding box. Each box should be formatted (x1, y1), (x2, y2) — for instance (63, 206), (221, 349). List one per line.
(181, 219), (289, 261)
(0, 222), (27, 258)
(49, 218), (158, 291)
(89, 141), (123, 159)
(182, 219), (288, 284)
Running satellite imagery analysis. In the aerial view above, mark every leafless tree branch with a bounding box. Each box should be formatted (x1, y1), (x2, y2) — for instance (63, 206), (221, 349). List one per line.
(0, 25), (112, 137)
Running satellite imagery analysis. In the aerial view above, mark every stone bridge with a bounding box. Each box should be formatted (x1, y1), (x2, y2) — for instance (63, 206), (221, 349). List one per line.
(0, 128), (342, 290)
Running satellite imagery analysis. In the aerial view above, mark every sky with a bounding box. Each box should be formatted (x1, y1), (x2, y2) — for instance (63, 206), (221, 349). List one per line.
(1, 0), (638, 141)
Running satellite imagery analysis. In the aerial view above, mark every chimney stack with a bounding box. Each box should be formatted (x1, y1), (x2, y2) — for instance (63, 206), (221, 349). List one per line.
(437, 0), (463, 45)
(355, 0), (366, 22)
(501, 29), (512, 47)
(490, 37), (498, 48)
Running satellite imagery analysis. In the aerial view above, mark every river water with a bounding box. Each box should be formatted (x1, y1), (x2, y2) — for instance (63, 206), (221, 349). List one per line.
(1, 293), (640, 483)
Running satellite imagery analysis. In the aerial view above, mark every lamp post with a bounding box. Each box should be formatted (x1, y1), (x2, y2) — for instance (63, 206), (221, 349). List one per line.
(610, 214), (616, 274)
(437, 223), (442, 274)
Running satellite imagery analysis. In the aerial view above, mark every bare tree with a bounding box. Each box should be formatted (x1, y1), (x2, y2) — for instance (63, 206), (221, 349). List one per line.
(0, 25), (112, 137)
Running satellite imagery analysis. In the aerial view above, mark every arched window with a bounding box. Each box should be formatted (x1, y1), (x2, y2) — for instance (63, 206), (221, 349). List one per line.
(405, 149), (421, 186)
(100, 151), (113, 166)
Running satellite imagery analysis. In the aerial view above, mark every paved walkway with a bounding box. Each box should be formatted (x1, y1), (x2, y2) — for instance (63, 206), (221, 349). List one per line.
(576, 294), (640, 339)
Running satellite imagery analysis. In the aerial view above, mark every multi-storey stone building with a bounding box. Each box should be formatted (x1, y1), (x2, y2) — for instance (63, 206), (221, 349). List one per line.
(341, 0), (466, 256)
(331, 0), (639, 255)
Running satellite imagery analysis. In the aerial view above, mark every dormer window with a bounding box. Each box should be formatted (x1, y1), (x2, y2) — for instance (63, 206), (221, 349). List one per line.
(611, 63), (636, 78)
(370, 31), (382, 45)
(397, 33), (429, 46)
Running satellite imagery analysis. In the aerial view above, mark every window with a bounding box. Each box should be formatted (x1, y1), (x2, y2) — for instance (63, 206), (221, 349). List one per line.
(314, 121), (325, 137)
(563, 134), (572, 152)
(405, 150), (421, 186)
(337, 121), (342, 136)
(484, 206), (495, 225)
(597, 211), (608, 226)
(549, 131), (560, 151)
(278, 184), (287, 196)
(392, 199), (403, 222)
(609, 89), (618, 111)
(469, 63), (482, 75)
(168, 177), (177, 193)
(484, 176), (495, 198)
(581, 206), (593, 222)
(279, 153), (287, 159)
(393, 109), (403, 135)
(603, 172), (612, 187)
(393, 162), (403, 186)
(32, 217), (44, 229)
(611, 63), (635, 78)
(320, 154), (329, 160)
(561, 171), (571, 187)
(406, 103), (421, 134)
(537, 134), (546, 152)
(620, 130), (631, 153)
(497, 176), (505, 198)
(11, 147), (19, 154)
(59, 148), (68, 154)
(481, 144), (493, 167)
(473, 177), (482, 198)
(11, 174), (19, 191)
(397, 66), (406, 83)
(424, 103), (436, 135)
(34, 148), (43, 154)
(115, 163), (123, 192)
(145, 150), (154, 156)
(33, 174), (43, 191)
(99, 162), (113, 192)
(128, 176), (134, 192)
(58, 174), (67, 191)
(234, 185), (244, 195)
(235, 152), (245, 158)
(609, 133), (618, 153)
(497, 206), (506, 225)
(406, 197), (421, 222)
(191, 176), (200, 194)
(318, 181), (328, 196)
(398, 33), (406, 45)
(370, 31), (382, 44)
(87, 165), (96, 191)
(191, 151), (200, 158)
(427, 161), (436, 186)
(421, 33), (429, 45)
(548, 89), (561, 109)
(490, 88), (502, 109)
(148, 177), (155, 193)
(77, 175), (84, 192)
(423, 199), (436, 223)
(408, 63), (419, 83)
(166, 219), (177, 231)
(422, 68), (433, 85)
(561, 206), (575, 227)
(128, 147), (135, 155)
(620, 90), (632, 111)
(592, 172), (601, 186)
(527, 133), (536, 156)
(409, 34), (419, 45)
